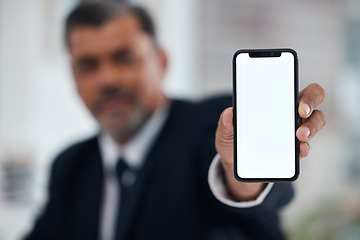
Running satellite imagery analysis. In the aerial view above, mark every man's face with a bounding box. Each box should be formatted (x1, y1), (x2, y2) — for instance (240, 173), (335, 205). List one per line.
(69, 15), (167, 143)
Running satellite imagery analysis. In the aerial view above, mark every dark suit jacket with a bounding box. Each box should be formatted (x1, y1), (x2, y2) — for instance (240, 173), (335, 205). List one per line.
(25, 96), (294, 240)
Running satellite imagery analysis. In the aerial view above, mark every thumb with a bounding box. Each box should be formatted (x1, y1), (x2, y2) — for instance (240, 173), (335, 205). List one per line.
(215, 107), (234, 165)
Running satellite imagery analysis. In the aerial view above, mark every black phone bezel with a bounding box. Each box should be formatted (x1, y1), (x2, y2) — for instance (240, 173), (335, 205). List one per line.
(232, 48), (300, 182)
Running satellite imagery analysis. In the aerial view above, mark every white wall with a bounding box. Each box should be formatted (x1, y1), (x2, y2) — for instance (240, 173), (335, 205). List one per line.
(133, 0), (204, 99)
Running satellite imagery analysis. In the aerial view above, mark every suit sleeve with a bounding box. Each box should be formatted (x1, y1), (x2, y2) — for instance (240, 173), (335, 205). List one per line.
(193, 96), (293, 240)
(196, 131), (293, 240)
(208, 154), (293, 209)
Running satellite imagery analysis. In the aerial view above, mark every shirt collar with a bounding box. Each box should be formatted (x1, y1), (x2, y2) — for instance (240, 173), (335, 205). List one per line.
(98, 102), (170, 172)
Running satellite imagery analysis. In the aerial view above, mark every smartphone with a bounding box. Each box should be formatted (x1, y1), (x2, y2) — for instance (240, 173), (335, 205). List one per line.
(233, 49), (299, 182)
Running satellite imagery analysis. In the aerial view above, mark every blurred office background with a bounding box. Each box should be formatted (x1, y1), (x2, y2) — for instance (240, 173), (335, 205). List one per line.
(0, 0), (360, 239)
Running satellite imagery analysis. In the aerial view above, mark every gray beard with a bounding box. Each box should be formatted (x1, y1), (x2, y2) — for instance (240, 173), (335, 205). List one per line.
(106, 106), (148, 143)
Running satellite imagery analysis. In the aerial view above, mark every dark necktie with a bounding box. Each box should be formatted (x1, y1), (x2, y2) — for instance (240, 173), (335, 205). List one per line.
(116, 157), (132, 211)
(115, 157), (134, 239)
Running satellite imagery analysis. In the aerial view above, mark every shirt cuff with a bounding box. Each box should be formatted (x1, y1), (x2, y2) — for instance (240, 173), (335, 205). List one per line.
(208, 154), (274, 208)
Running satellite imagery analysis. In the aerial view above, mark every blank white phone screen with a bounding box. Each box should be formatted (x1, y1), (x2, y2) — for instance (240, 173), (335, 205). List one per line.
(236, 52), (295, 179)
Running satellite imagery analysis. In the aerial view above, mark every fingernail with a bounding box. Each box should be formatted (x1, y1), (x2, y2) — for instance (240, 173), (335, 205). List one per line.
(301, 103), (311, 116)
(222, 108), (232, 128)
(302, 127), (310, 138)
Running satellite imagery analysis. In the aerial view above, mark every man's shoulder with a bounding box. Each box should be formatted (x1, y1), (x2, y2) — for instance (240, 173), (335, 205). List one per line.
(52, 136), (99, 172)
(198, 94), (232, 111)
(171, 94), (231, 113)
(196, 94), (232, 123)
(169, 94), (232, 129)
(57, 136), (98, 158)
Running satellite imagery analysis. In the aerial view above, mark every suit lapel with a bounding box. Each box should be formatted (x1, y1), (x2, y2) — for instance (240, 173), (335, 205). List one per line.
(69, 137), (104, 239)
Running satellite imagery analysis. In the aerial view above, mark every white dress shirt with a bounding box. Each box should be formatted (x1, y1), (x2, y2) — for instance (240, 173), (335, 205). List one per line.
(98, 101), (273, 240)
(208, 154), (274, 208)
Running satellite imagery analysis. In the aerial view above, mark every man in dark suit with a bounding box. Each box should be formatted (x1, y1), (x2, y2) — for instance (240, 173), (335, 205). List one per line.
(25, 2), (326, 240)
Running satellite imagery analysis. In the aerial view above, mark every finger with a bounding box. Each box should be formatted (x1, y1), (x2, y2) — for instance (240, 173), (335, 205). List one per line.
(299, 83), (325, 118)
(221, 107), (233, 130)
(296, 110), (326, 142)
(299, 142), (310, 158)
(216, 107), (233, 144)
(215, 107), (234, 164)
